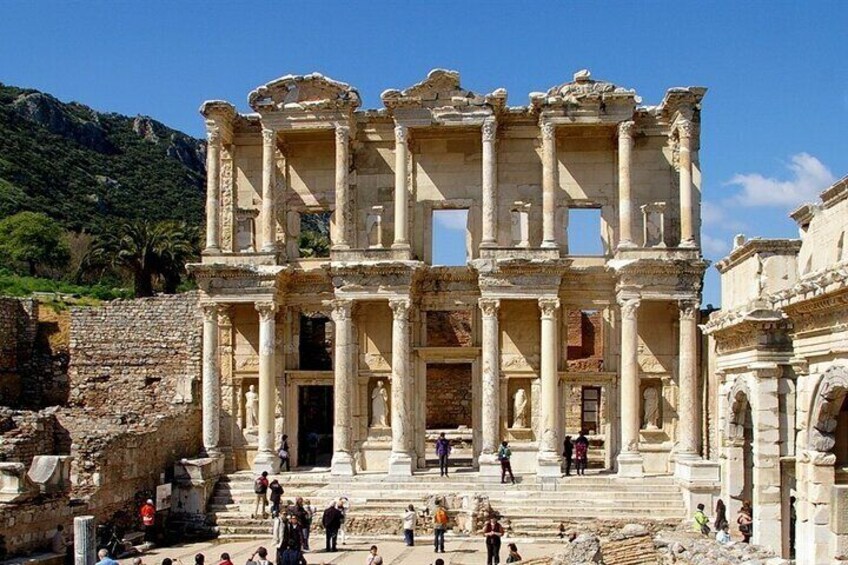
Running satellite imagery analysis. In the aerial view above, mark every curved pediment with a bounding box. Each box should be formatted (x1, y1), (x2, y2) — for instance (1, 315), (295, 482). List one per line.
(530, 69), (639, 109)
(248, 73), (361, 113)
(381, 68), (507, 112)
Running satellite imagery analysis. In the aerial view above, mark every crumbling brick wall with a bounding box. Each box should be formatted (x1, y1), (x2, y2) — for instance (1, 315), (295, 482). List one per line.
(566, 310), (604, 372)
(0, 407), (68, 468)
(426, 310), (472, 347)
(0, 297), (37, 407)
(426, 364), (472, 428)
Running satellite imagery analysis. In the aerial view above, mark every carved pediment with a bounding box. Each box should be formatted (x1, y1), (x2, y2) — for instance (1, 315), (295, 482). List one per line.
(530, 69), (639, 109)
(381, 68), (507, 113)
(248, 73), (361, 112)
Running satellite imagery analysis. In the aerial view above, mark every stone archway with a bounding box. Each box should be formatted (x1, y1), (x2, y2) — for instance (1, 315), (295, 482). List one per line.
(808, 364), (848, 454)
(725, 379), (754, 519)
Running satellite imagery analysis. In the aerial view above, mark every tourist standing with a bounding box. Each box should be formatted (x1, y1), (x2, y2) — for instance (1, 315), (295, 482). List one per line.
(574, 430), (589, 475)
(140, 498), (156, 542)
(268, 480), (284, 518)
(484, 515), (504, 565)
(506, 543), (522, 563)
(366, 545), (383, 565)
(498, 441), (515, 484)
(338, 496), (350, 545)
(436, 432), (451, 477)
(433, 501), (449, 553)
(737, 501), (753, 543)
(253, 471), (270, 518)
(322, 501), (342, 552)
(278, 435), (290, 472)
(693, 503), (710, 536)
(302, 498), (316, 551)
(562, 435), (574, 476)
(714, 498), (728, 531)
(402, 504), (416, 546)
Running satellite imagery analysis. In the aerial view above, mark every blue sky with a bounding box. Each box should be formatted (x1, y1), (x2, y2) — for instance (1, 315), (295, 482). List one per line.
(2, 1), (846, 307)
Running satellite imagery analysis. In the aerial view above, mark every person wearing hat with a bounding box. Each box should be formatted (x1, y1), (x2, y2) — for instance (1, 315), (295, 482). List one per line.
(140, 498), (156, 542)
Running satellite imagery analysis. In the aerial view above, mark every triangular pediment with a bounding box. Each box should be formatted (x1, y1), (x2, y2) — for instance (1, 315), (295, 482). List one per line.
(248, 73), (361, 113)
(530, 69), (638, 109)
(381, 69), (506, 112)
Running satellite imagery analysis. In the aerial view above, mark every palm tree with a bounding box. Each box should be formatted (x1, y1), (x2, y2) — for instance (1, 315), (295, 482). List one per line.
(153, 221), (199, 293)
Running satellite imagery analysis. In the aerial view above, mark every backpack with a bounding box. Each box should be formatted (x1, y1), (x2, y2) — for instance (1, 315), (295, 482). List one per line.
(434, 507), (448, 525)
(254, 477), (267, 494)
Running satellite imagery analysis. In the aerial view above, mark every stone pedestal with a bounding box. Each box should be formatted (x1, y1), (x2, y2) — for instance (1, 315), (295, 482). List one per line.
(73, 516), (96, 565)
(173, 455), (225, 516)
(676, 455), (721, 515)
(0, 462), (36, 503)
(27, 455), (71, 494)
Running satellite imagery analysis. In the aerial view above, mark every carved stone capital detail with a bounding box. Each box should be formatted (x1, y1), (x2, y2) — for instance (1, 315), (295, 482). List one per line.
(201, 303), (220, 323)
(261, 128), (276, 146)
(206, 123), (221, 146)
(394, 124), (408, 144)
(677, 119), (694, 140)
(255, 301), (278, 321)
(618, 297), (641, 321)
(478, 298), (501, 318)
(389, 298), (411, 321)
(540, 121), (556, 142)
(538, 297), (561, 318)
(330, 299), (353, 322)
(482, 118), (497, 142)
(618, 120), (635, 138)
(678, 299), (700, 321)
(335, 124), (350, 144)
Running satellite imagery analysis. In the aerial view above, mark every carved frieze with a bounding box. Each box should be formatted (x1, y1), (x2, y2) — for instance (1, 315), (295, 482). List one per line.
(808, 364), (848, 453)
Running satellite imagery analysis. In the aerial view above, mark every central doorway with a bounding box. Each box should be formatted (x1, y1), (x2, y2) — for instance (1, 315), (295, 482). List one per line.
(298, 385), (333, 468)
(425, 363), (474, 468)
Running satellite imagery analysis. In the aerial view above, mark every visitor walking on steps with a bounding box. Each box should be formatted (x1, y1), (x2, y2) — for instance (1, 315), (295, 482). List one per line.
(694, 503), (711, 536)
(278, 435), (290, 472)
(562, 435), (574, 476)
(737, 501), (753, 543)
(484, 515), (505, 565)
(498, 441), (515, 484)
(574, 430), (589, 475)
(403, 504), (417, 546)
(433, 500), (449, 553)
(268, 479), (284, 518)
(436, 432), (451, 477)
(322, 501), (342, 552)
(253, 471), (270, 518)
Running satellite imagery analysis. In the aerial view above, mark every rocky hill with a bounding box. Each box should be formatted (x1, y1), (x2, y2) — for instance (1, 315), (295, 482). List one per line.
(0, 83), (206, 231)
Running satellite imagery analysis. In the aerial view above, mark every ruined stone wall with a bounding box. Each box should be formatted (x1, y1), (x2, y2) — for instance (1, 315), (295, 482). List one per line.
(0, 407), (68, 468)
(426, 364), (472, 428)
(426, 310), (472, 347)
(0, 297), (37, 407)
(566, 309), (604, 371)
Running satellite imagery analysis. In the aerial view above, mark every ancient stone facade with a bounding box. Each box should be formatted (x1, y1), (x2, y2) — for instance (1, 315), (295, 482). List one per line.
(190, 68), (714, 491)
(704, 175), (848, 563)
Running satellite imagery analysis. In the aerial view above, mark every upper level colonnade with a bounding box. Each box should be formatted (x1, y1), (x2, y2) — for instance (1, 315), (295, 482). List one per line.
(199, 69), (706, 266)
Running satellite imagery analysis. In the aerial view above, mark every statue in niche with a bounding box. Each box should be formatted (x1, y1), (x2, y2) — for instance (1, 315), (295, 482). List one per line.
(512, 388), (528, 428)
(642, 386), (660, 430)
(245, 384), (259, 429)
(371, 380), (389, 428)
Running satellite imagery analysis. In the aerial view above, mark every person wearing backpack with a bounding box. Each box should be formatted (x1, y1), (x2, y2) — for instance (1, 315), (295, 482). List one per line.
(433, 501), (448, 553)
(268, 480), (284, 518)
(253, 471), (270, 518)
(278, 435), (290, 472)
(498, 441), (515, 484)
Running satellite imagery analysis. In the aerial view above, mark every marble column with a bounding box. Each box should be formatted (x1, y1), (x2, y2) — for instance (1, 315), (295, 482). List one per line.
(617, 297), (643, 477)
(331, 299), (356, 475)
(388, 298), (413, 475)
(260, 127), (277, 252)
(677, 120), (696, 248)
(677, 299), (700, 457)
(538, 297), (562, 476)
(481, 117), (498, 247)
(201, 303), (221, 457)
(617, 120), (636, 249)
(541, 121), (558, 249)
(333, 124), (351, 250)
(392, 124), (410, 249)
(204, 124), (221, 253)
(478, 298), (501, 476)
(73, 515), (95, 565)
(253, 301), (279, 473)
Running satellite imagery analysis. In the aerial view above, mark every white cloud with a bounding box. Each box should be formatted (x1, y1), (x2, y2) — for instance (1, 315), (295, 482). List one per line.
(433, 209), (468, 231)
(726, 153), (835, 208)
(701, 233), (729, 258)
(701, 200), (748, 233)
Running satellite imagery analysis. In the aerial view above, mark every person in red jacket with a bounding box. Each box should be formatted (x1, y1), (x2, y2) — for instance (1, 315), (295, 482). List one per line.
(140, 499), (156, 542)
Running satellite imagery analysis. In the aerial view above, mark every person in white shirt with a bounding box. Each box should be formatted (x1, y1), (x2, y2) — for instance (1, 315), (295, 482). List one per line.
(716, 525), (732, 545)
(402, 504), (417, 546)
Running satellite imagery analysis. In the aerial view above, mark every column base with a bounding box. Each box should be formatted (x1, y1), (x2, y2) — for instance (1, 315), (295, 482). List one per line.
(331, 244), (351, 251)
(679, 238), (698, 249)
(479, 239), (497, 249)
(330, 452), (356, 476)
(540, 240), (558, 249)
(387, 452), (414, 476)
(478, 453), (501, 480)
(616, 240), (637, 250)
(391, 242), (410, 250)
(202, 246), (221, 255)
(616, 452), (644, 478)
(253, 451), (281, 474)
(537, 453), (563, 478)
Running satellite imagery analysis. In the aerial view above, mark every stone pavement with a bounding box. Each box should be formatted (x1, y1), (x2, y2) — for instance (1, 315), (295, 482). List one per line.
(135, 536), (566, 565)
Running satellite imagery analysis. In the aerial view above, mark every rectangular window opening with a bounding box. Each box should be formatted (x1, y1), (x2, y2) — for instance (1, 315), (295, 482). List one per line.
(432, 209), (468, 266)
(299, 313), (332, 370)
(567, 208), (604, 256)
(581, 386), (601, 435)
(299, 211), (331, 258)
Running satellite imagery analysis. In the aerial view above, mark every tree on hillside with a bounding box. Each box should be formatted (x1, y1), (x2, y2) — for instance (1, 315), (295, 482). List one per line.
(0, 211), (70, 275)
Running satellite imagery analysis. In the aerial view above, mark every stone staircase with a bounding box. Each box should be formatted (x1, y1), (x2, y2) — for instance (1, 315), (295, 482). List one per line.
(207, 470), (686, 540)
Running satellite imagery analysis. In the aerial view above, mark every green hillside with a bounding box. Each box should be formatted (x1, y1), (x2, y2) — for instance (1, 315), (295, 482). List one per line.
(0, 83), (206, 231)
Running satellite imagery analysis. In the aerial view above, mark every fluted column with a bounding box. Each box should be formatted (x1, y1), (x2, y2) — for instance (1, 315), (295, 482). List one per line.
(260, 127), (277, 252)
(333, 124), (351, 250)
(204, 124), (221, 252)
(676, 299), (700, 457)
(617, 120), (636, 248)
(677, 120), (696, 248)
(617, 297), (643, 477)
(253, 301), (279, 473)
(388, 298), (413, 475)
(392, 124), (410, 248)
(541, 121), (558, 248)
(74, 515), (96, 565)
(478, 298), (501, 476)
(481, 117), (498, 247)
(538, 297), (562, 476)
(331, 299), (355, 475)
(201, 303), (221, 456)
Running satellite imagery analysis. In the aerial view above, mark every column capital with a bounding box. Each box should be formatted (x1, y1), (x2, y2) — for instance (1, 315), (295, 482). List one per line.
(482, 117), (497, 142)
(388, 298), (411, 321)
(201, 302), (224, 322)
(618, 120), (635, 139)
(618, 297), (641, 320)
(678, 299), (700, 320)
(478, 298), (501, 318)
(676, 118), (694, 140)
(330, 298), (353, 322)
(335, 124), (350, 143)
(540, 121), (556, 141)
(538, 297), (561, 318)
(394, 123), (408, 143)
(206, 123), (222, 146)
(261, 127), (276, 145)
(255, 301), (278, 321)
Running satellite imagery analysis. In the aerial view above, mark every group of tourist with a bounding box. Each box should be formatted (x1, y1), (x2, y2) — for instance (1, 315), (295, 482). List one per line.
(562, 430), (590, 476)
(693, 498), (754, 544)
